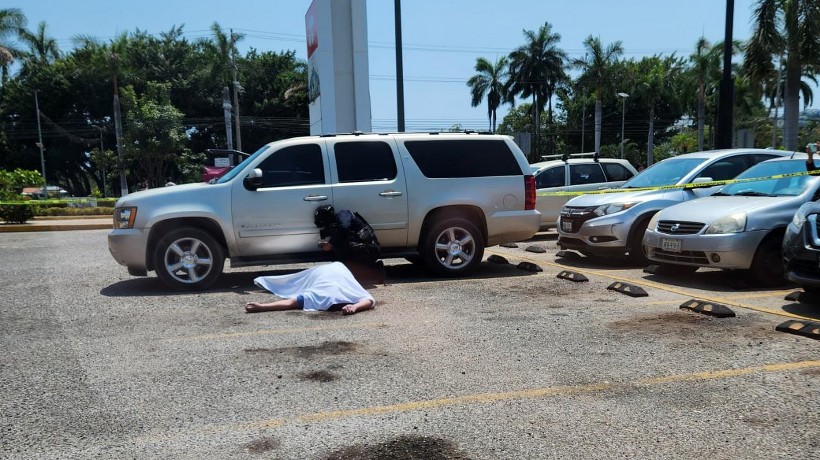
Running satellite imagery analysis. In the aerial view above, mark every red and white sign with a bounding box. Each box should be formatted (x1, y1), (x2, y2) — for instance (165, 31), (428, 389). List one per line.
(305, 0), (318, 59)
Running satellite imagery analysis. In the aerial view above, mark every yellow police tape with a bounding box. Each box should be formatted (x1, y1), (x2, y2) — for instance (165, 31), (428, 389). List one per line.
(536, 168), (820, 197)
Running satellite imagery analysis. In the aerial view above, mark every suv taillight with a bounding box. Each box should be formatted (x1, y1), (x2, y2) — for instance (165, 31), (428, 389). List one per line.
(524, 175), (536, 210)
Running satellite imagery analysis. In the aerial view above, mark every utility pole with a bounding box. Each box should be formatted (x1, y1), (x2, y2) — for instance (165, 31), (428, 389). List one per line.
(33, 91), (47, 199)
(716, 0), (735, 149)
(230, 29), (242, 154)
(394, 0), (405, 132)
(223, 87), (234, 152)
(580, 89), (586, 153)
(92, 125), (107, 197)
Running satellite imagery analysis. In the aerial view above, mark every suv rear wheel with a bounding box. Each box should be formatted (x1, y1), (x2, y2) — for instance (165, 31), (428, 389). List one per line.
(153, 227), (225, 290)
(421, 217), (484, 276)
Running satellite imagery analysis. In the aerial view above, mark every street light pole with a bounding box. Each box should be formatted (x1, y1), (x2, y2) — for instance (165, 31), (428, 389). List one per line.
(617, 92), (629, 159)
(34, 91), (47, 199)
(92, 125), (106, 197)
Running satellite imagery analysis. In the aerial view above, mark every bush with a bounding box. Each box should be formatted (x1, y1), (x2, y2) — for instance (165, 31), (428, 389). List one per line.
(37, 207), (114, 217)
(0, 203), (37, 224)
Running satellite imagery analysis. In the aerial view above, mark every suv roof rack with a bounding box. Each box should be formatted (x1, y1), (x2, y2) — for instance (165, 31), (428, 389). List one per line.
(541, 152), (598, 162)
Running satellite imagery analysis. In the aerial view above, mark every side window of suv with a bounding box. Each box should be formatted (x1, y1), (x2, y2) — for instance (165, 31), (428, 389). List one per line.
(697, 156), (749, 181)
(257, 144), (324, 188)
(404, 139), (521, 178)
(536, 166), (565, 188)
(334, 141), (398, 183)
(602, 163), (635, 181)
(569, 163), (606, 185)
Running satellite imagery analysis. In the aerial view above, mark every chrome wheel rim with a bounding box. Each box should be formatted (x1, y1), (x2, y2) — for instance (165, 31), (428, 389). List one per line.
(163, 237), (214, 284)
(433, 226), (475, 269)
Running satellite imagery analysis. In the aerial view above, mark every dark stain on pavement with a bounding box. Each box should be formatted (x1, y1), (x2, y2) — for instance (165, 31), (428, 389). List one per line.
(242, 436), (279, 453)
(245, 340), (359, 359)
(298, 369), (337, 382)
(321, 435), (472, 459)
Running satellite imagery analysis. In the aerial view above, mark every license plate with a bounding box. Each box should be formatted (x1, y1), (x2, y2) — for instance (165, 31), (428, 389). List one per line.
(561, 220), (573, 232)
(661, 238), (682, 252)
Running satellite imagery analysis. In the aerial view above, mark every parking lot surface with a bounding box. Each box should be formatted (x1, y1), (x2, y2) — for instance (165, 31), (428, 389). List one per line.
(2, 229), (819, 459)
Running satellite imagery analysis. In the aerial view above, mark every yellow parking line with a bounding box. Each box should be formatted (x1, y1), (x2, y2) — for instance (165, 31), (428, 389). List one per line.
(487, 249), (817, 322)
(234, 359), (820, 432)
(167, 322), (386, 342)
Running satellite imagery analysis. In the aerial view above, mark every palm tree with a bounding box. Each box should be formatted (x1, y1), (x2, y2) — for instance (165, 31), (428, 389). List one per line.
(0, 8), (26, 83)
(634, 55), (682, 166)
(18, 21), (59, 65)
(688, 37), (722, 150)
(744, 0), (820, 151)
(467, 56), (508, 132)
(574, 36), (624, 154)
(506, 22), (566, 161)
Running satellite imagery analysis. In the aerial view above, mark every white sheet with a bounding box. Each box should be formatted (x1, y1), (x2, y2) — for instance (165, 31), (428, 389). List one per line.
(253, 262), (375, 311)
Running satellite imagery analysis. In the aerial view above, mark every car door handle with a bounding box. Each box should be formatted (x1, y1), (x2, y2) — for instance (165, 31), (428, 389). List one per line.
(303, 195), (328, 202)
(379, 190), (403, 197)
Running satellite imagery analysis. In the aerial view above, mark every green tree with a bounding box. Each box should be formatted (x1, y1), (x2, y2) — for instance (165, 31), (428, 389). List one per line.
(507, 22), (567, 161)
(467, 56), (508, 133)
(0, 8), (25, 83)
(18, 21), (59, 66)
(744, 0), (820, 150)
(574, 36), (624, 155)
(632, 55), (683, 166)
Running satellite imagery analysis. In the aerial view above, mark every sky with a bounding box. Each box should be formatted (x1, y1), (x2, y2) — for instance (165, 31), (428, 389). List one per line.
(9, 0), (814, 134)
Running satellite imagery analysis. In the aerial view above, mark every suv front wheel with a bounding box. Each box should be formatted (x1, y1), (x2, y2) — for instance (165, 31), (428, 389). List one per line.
(153, 227), (225, 290)
(422, 217), (484, 276)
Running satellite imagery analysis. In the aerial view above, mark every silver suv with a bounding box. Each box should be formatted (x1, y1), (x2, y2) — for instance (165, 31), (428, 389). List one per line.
(108, 133), (540, 289)
(557, 148), (788, 263)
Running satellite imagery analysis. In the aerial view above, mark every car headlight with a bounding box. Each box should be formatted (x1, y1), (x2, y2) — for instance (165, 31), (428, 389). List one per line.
(593, 202), (637, 217)
(704, 212), (746, 234)
(113, 207), (137, 229)
(647, 211), (661, 231)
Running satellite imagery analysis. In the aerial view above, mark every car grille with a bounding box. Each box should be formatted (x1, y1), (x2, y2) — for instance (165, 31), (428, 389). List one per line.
(656, 220), (705, 235)
(559, 206), (598, 233)
(650, 249), (709, 264)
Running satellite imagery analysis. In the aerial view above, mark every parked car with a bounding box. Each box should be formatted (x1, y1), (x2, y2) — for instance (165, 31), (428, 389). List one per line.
(642, 156), (820, 285)
(108, 132), (541, 289)
(530, 154), (637, 230)
(783, 200), (820, 293)
(557, 148), (789, 263)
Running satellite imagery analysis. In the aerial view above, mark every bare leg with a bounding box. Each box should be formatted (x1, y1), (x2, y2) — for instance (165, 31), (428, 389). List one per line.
(245, 298), (300, 313)
(341, 299), (375, 315)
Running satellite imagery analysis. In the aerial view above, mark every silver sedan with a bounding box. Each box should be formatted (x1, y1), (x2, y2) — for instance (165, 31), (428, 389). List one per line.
(642, 157), (820, 286)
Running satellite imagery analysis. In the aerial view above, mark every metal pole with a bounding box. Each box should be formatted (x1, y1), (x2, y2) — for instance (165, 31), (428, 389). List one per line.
(716, 0), (735, 149)
(34, 91), (47, 199)
(581, 89), (586, 153)
(620, 98), (626, 159)
(93, 125), (107, 197)
(394, 0), (405, 132)
(231, 29), (242, 152)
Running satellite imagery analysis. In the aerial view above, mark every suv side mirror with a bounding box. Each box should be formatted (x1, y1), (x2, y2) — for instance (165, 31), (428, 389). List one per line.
(244, 168), (263, 191)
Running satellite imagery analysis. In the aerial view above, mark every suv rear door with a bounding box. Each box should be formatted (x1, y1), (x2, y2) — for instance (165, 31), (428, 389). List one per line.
(327, 138), (409, 248)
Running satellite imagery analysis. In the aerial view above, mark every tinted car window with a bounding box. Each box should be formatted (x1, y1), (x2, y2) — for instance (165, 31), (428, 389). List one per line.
(404, 139), (522, 178)
(334, 141), (398, 183)
(535, 166), (565, 188)
(569, 163), (606, 185)
(602, 163), (634, 181)
(696, 155), (749, 181)
(257, 144), (324, 188)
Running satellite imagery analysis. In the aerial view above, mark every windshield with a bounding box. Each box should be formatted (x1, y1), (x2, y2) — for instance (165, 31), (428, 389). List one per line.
(621, 157), (706, 188)
(215, 145), (270, 184)
(717, 160), (817, 197)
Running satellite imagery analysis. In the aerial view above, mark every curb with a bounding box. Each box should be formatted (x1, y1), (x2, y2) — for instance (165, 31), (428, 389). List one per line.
(0, 220), (111, 233)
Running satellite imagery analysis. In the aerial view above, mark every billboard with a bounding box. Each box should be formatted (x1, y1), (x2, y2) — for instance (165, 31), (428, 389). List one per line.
(305, 0), (371, 135)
